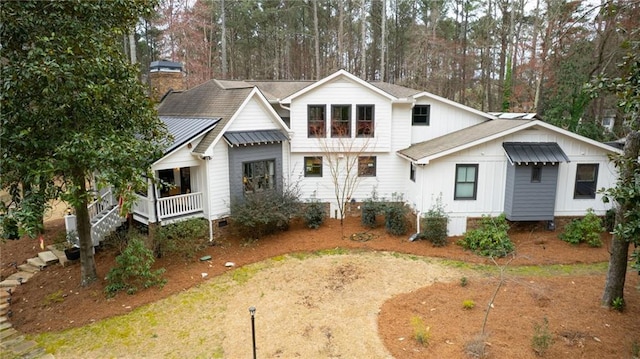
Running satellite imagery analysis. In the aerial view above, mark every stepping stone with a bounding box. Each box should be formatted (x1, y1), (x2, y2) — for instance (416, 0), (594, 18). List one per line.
(27, 257), (46, 270)
(0, 327), (17, 341)
(37, 251), (58, 266)
(0, 303), (9, 314)
(17, 263), (40, 273)
(8, 339), (36, 355)
(0, 290), (10, 298)
(47, 244), (71, 267)
(0, 316), (7, 324)
(23, 347), (47, 359)
(0, 280), (20, 288)
(0, 321), (12, 331)
(7, 271), (35, 284)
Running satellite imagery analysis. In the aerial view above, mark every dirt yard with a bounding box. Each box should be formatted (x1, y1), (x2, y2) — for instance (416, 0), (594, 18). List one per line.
(1, 215), (639, 358)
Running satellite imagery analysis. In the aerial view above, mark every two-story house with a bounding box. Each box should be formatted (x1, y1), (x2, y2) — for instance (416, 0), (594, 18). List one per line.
(132, 67), (620, 237)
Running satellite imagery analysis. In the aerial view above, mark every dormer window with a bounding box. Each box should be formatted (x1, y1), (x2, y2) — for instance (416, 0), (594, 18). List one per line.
(412, 105), (431, 126)
(308, 105), (326, 137)
(331, 105), (351, 137)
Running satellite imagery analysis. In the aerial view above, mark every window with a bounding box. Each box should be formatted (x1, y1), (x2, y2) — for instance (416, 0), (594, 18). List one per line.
(574, 164), (599, 199)
(454, 164), (478, 200)
(412, 105), (431, 126)
(358, 156), (377, 177)
(356, 105), (374, 137)
(409, 163), (416, 182)
(331, 105), (351, 137)
(243, 159), (275, 193)
(304, 156), (323, 177)
(308, 105), (326, 137)
(531, 165), (542, 183)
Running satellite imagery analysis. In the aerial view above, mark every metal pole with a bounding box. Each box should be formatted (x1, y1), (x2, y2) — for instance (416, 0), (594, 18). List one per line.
(249, 306), (256, 359)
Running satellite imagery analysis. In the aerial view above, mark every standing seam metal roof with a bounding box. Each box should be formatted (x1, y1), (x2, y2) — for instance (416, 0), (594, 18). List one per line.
(224, 130), (288, 147)
(159, 116), (220, 154)
(502, 142), (570, 165)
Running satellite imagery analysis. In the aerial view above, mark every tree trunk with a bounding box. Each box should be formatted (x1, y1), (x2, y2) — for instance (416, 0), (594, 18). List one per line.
(360, 0), (366, 79)
(72, 169), (98, 287)
(313, 0), (320, 80)
(380, 0), (386, 81)
(220, 0), (228, 78)
(602, 131), (640, 306)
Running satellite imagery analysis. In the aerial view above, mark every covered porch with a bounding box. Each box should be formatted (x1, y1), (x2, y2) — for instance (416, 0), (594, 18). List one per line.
(132, 165), (206, 225)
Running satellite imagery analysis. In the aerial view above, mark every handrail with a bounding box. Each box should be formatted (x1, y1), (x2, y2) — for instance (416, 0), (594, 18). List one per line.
(88, 190), (113, 221)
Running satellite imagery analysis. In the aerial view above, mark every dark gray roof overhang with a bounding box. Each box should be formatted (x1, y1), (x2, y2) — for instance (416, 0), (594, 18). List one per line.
(502, 142), (570, 165)
(224, 129), (288, 147)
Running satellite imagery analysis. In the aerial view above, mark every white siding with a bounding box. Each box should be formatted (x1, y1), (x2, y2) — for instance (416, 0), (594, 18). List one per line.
(228, 95), (280, 131)
(152, 134), (206, 171)
(410, 98), (488, 144)
(415, 126), (617, 235)
(289, 77), (393, 152)
(207, 141), (231, 219)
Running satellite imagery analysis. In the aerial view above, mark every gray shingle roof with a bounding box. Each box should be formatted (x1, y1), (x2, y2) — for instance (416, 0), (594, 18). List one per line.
(502, 142), (570, 165)
(157, 80), (254, 154)
(224, 130), (288, 147)
(159, 116), (220, 154)
(368, 81), (422, 98)
(398, 119), (532, 161)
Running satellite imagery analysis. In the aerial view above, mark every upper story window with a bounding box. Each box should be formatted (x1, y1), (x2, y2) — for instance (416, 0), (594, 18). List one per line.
(304, 156), (323, 177)
(331, 105), (351, 137)
(308, 105), (326, 137)
(531, 165), (542, 183)
(574, 164), (599, 199)
(454, 164), (478, 200)
(243, 159), (275, 194)
(412, 105), (431, 126)
(358, 156), (377, 177)
(356, 105), (374, 137)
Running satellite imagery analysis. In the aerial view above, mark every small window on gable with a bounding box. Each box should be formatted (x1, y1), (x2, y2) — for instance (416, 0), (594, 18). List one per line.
(454, 164), (478, 200)
(574, 164), (599, 199)
(410, 163), (416, 182)
(358, 156), (376, 177)
(531, 166), (542, 183)
(331, 105), (351, 137)
(308, 105), (326, 137)
(356, 105), (374, 137)
(304, 156), (322, 177)
(412, 105), (431, 126)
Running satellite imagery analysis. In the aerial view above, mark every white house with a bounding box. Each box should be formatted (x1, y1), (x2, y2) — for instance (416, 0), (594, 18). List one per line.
(133, 66), (621, 236)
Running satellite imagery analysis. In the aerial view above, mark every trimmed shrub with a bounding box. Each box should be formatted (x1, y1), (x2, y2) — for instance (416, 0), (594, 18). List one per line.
(230, 186), (301, 241)
(105, 235), (166, 297)
(559, 209), (604, 247)
(361, 190), (384, 228)
(420, 195), (449, 246)
(154, 218), (209, 259)
(459, 213), (514, 257)
(385, 194), (408, 236)
(304, 200), (326, 229)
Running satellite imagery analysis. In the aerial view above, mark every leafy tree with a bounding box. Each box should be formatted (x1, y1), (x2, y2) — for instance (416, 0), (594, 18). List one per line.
(1, 0), (169, 286)
(590, 39), (640, 307)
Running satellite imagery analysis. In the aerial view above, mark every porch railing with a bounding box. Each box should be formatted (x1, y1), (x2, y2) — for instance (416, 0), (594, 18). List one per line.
(88, 190), (114, 222)
(157, 192), (203, 221)
(91, 205), (124, 246)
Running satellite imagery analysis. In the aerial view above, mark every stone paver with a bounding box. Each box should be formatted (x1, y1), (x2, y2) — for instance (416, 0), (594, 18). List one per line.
(7, 271), (35, 283)
(37, 251), (58, 266)
(27, 257), (46, 269)
(17, 263), (41, 274)
(0, 280), (20, 288)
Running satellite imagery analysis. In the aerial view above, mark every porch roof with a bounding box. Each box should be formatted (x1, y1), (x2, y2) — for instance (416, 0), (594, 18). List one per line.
(502, 142), (570, 165)
(223, 129), (288, 147)
(159, 116), (220, 154)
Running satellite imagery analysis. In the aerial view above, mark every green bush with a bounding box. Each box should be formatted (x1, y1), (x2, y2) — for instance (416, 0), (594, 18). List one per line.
(559, 209), (604, 247)
(154, 218), (209, 259)
(459, 214), (514, 257)
(361, 190), (384, 228)
(420, 195), (449, 246)
(531, 317), (553, 356)
(105, 236), (166, 297)
(230, 186), (301, 240)
(304, 200), (326, 229)
(384, 195), (408, 236)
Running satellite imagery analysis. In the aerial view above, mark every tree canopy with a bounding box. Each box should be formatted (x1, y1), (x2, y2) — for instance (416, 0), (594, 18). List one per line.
(1, 0), (169, 286)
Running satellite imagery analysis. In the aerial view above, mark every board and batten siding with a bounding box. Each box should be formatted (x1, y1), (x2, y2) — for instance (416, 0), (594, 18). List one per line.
(410, 98), (488, 145)
(415, 126), (617, 235)
(288, 77), (393, 153)
(504, 164), (558, 221)
(227, 94), (280, 132)
(227, 143), (284, 202)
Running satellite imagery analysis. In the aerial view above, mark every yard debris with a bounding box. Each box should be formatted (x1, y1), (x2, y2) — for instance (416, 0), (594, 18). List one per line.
(199, 255), (212, 261)
(201, 273), (208, 278)
(225, 262), (235, 267)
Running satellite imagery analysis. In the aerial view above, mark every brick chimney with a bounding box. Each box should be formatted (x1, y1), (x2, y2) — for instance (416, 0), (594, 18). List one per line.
(149, 60), (184, 102)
